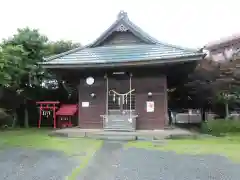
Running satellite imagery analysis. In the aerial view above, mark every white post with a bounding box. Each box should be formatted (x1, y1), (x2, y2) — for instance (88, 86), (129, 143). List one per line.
(105, 74), (108, 128)
(106, 74), (108, 116)
(129, 73), (132, 120)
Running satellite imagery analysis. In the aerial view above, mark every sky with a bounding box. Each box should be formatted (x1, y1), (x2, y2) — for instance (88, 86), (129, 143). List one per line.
(0, 0), (240, 49)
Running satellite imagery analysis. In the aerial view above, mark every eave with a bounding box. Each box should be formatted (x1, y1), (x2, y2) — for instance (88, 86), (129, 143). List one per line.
(41, 55), (203, 69)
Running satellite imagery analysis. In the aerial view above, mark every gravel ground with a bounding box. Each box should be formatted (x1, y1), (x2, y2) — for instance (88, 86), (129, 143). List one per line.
(78, 141), (240, 180)
(1, 142), (240, 180)
(0, 148), (78, 180)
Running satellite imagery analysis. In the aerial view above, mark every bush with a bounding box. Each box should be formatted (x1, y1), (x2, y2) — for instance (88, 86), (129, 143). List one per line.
(201, 119), (240, 136)
(0, 108), (13, 128)
(0, 108), (8, 119)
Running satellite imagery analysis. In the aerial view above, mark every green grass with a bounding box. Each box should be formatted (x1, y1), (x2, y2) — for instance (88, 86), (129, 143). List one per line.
(201, 120), (240, 135)
(0, 128), (102, 179)
(126, 134), (240, 162)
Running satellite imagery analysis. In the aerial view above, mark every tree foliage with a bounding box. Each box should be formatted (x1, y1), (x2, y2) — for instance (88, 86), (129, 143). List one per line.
(46, 40), (81, 56)
(1, 27), (48, 89)
(0, 27), (81, 92)
(180, 51), (240, 118)
(0, 27), (81, 127)
(0, 44), (27, 88)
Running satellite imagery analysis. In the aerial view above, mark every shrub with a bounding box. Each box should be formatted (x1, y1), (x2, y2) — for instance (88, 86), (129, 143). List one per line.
(0, 108), (8, 119)
(201, 119), (240, 136)
(0, 108), (12, 128)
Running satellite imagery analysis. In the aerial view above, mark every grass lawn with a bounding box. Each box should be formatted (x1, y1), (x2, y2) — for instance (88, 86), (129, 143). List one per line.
(0, 128), (102, 179)
(126, 134), (240, 162)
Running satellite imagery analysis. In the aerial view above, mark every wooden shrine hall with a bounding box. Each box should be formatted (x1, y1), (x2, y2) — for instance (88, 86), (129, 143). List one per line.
(41, 11), (204, 131)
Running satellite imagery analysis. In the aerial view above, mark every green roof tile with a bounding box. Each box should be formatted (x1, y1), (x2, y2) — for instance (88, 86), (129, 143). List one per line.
(42, 11), (204, 67)
(42, 44), (203, 65)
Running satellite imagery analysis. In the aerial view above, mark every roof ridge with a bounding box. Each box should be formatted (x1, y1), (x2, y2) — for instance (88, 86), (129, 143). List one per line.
(44, 11), (199, 62)
(44, 45), (85, 61)
(156, 41), (199, 52)
(88, 12), (156, 47)
(124, 16), (199, 53)
(125, 19), (158, 43)
(205, 33), (240, 49)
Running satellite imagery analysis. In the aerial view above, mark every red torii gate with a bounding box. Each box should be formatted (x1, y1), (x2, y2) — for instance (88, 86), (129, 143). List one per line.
(36, 101), (60, 129)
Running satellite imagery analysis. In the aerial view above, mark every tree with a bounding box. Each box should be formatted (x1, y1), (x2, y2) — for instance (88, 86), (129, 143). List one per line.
(1, 28), (49, 127)
(183, 48), (240, 119)
(212, 58), (240, 118)
(46, 40), (81, 56)
(2, 27), (49, 88)
(42, 40), (81, 90)
(0, 27), (81, 127)
(0, 44), (27, 88)
(177, 58), (220, 114)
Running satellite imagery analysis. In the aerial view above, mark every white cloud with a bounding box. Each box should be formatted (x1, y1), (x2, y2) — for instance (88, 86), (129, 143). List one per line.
(0, 0), (240, 48)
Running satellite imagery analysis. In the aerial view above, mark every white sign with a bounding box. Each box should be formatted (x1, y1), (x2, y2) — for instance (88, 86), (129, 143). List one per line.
(82, 102), (89, 107)
(146, 101), (154, 112)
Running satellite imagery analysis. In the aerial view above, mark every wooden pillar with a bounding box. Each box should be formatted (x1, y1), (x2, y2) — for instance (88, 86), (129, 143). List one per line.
(104, 74), (108, 129)
(129, 73), (132, 120)
(53, 105), (56, 129)
(164, 76), (169, 126)
(78, 80), (81, 127)
(38, 104), (42, 128)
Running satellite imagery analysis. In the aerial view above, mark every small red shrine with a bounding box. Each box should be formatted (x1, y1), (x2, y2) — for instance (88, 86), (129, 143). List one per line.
(36, 101), (78, 129)
(56, 104), (78, 128)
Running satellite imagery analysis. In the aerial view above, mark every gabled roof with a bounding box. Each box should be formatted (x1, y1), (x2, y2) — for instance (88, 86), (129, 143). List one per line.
(56, 104), (78, 116)
(43, 44), (203, 66)
(205, 33), (240, 50)
(89, 11), (159, 47)
(42, 11), (204, 68)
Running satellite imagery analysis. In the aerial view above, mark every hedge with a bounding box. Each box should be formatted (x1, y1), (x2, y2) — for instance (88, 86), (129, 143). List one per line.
(201, 119), (240, 136)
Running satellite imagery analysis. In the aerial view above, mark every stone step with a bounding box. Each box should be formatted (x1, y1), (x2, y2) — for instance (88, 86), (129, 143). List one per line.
(108, 121), (130, 124)
(104, 121), (134, 131)
(104, 127), (135, 132)
(104, 124), (134, 130)
(87, 132), (137, 141)
(106, 124), (132, 128)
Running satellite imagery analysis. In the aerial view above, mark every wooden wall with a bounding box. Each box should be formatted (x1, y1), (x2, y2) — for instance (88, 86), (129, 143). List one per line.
(78, 77), (106, 128)
(78, 74), (168, 130)
(99, 31), (145, 46)
(133, 76), (167, 129)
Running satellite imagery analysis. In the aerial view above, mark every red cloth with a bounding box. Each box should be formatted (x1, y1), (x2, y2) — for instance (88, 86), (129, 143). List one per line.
(56, 104), (78, 116)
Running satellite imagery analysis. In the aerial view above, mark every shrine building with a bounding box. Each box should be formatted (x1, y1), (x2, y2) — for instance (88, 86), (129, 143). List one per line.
(41, 11), (204, 131)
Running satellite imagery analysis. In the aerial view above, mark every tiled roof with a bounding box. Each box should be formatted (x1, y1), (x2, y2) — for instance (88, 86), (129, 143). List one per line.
(56, 104), (78, 116)
(205, 33), (240, 50)
(42, 11), (204, 67)
(42, 44), (203, 65)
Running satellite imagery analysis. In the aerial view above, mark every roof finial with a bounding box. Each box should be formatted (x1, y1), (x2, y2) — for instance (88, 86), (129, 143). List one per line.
(117, 10), (128, 20)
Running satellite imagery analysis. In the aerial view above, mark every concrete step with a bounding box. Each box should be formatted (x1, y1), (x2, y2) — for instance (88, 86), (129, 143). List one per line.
(104, 123), (134, 131)
(104, 128), (135, 132)
(87, 132), (137, 141)
(104, 125), (135, 131)
(92, 135), (137, 141)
